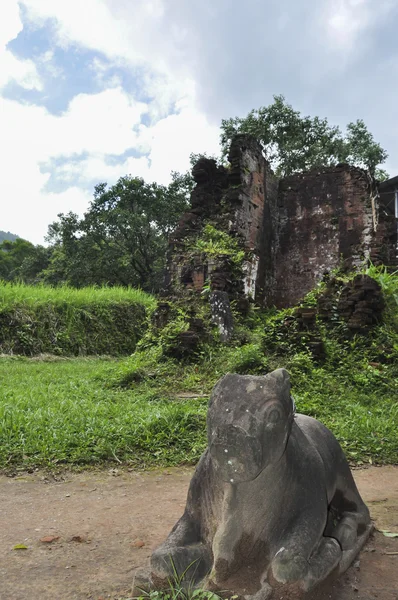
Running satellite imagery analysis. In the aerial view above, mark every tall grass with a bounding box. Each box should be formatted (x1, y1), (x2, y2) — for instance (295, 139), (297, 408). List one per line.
(0, 282), (156, 356)
(0, 282), (156, 309)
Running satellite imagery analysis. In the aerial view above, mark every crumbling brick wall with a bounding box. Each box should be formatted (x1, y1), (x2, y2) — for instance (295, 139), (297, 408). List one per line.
(269, 165), (376, 308)
(224, 136), (278, 303)
(164, 135), (278, 305)
(164, 158), (229, 294)
(165, 136), (396, 313)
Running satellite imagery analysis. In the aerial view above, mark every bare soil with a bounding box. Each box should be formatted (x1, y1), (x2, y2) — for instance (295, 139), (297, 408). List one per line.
(0, 466), (397, 600)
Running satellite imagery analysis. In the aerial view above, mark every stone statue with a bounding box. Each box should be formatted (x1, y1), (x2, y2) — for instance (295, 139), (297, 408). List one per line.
(135, 369), (372, 598)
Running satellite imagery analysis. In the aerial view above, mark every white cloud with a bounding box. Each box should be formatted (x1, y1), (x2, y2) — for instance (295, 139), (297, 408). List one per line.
(21, 0), (168, 68)
(20, 0), (200, 118)
(20, 0), (195, 104)
(55, 105), (221, 187)
(0, 82), (220, 243)
(326, 0), (369, 48)
(1, 2), (221, 243)
(0, 0), (42, 90)
(0, 87), (145, 242)
(323, 0), (395, 51)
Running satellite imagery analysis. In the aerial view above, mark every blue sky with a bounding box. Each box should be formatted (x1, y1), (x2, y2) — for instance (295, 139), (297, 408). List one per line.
(1, 0), (397, 244)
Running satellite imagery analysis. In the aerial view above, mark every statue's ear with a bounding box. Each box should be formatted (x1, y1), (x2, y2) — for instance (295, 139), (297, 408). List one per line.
(268, 368), (289, 384)
(267, 368), (291, 394)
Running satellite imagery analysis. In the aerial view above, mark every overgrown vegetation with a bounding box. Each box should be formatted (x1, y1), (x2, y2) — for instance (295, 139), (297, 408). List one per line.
(188, 225), (246, 267)
(1, 268), (397, 471)
(0, 282), (156, 356)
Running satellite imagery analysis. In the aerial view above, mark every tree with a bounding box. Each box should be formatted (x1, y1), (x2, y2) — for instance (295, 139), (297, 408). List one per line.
(0, 238), (51, 282)
(44, 173), (191, 291)
(221, 95), (388, 180)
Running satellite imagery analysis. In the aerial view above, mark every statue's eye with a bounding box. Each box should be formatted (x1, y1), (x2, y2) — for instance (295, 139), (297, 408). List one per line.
(268, 409), (281, 424)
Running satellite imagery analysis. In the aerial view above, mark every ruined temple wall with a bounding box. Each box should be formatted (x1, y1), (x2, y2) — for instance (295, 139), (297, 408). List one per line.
(226, 136), (279, 303)
(164, 136), (279, 303)
(372, 182), (397, 267)
(269, 165), (375, 308)
(165, 136), (396, 313)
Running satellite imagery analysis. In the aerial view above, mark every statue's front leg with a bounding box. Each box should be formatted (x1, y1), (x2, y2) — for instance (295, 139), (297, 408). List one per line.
(151, 511), (212, 587)
(244, 579), (273, 600)
(133, 511), (212, 595)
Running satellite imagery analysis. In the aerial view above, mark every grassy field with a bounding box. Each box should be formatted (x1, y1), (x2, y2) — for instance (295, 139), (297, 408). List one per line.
(0, 344), (397, 471)
(0, 283), (156, 356)
(0, 267), (397, 471)
(0, 356), (206, 470)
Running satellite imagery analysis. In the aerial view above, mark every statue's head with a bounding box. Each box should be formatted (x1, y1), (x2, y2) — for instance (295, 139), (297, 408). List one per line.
(207, 369), (295, 484)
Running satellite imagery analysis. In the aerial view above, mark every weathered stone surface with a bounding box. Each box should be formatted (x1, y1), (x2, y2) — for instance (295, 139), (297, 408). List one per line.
(136, 369), (372, 599)
(165, 136), (279, 309)
(337, 275), (384, 331)
(270, 165), (376, 308)
(209, 291), (234, 342)
(167, 317), (207, 359)
(226, 135), (279, 305)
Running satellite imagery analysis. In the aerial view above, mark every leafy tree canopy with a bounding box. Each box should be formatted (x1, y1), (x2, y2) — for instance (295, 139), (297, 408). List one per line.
(43, 172), (192, 291)
(221, 95), (389, 180)
(0, 238), (51, 283)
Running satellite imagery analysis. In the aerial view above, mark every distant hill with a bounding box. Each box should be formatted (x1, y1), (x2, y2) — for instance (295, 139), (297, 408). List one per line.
(0, 231), (19, 243)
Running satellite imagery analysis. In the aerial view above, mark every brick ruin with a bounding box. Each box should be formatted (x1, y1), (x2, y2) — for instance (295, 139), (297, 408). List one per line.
(164, 135), (397, 317)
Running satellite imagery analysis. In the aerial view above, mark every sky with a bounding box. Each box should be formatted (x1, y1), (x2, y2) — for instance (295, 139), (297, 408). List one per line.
(1, 0), (398, 244)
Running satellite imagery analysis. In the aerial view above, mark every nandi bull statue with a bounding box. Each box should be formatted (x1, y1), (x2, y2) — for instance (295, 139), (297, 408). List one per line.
(134, 369), (372, 599)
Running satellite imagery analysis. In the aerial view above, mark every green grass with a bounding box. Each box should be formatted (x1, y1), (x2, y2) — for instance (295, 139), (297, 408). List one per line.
(0, 282), (156, 356)
(0, 356), (206, 470)
(0, 282), (156, 309)
(0, 342), (397, 470)
(0, 267), (397, 471)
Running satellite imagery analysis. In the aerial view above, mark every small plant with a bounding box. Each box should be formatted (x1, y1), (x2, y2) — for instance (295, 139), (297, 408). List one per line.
(134, 557), (222, 600)
(189, 225), (246, 267)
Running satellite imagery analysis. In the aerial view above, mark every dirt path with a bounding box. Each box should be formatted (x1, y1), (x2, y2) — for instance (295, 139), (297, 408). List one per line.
(0, 466), (397, 600)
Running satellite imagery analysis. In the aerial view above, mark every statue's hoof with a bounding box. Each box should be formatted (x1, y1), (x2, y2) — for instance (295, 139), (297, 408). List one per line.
(334, 522), (357, 551)
(244, 582), (273, 600)
(272, 549), (308, 584)
(132, 567), (153, 596)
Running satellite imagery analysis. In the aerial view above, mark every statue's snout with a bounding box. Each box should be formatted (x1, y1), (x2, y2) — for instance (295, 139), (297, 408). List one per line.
(210, 425), (263, 483)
